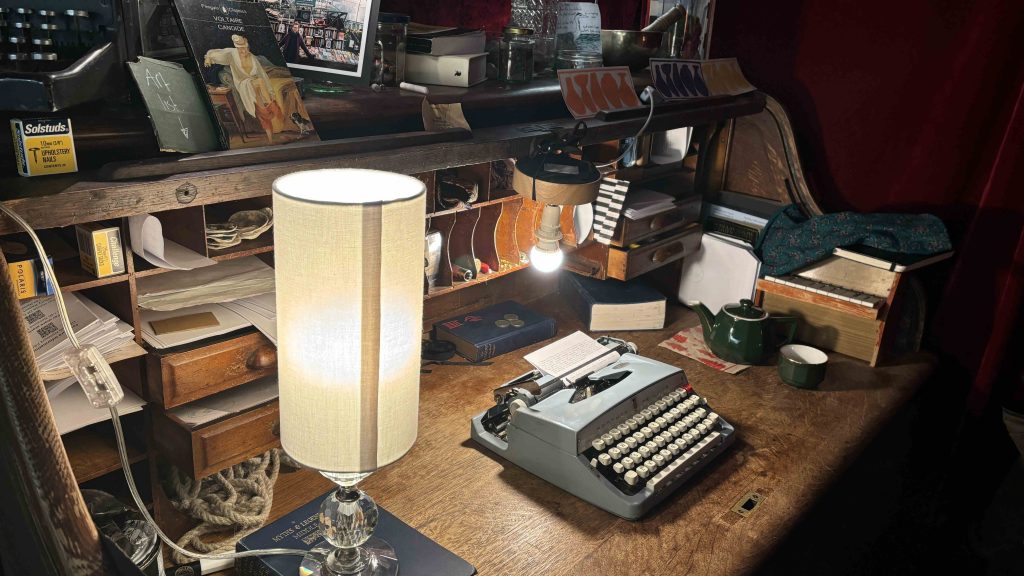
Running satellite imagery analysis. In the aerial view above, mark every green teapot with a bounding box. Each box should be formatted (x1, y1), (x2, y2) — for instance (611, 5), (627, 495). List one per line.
(687, 299), (798, 365)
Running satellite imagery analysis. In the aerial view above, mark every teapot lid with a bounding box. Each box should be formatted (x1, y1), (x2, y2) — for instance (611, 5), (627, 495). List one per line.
(722, 299), (768, 321)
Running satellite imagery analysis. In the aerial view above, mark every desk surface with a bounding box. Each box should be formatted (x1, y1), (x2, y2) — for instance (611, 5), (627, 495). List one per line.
(243, 294), (934, 576)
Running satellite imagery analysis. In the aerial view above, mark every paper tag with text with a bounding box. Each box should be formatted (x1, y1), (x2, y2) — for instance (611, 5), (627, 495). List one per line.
(557, 67), (643, 119)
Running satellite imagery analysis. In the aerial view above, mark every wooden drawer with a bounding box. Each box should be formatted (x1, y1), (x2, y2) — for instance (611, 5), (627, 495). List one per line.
(607, 225), (701, 281)
(144, 331), (277, 409)
(151, 401), (280, 479)
(609, 201), (699, 247)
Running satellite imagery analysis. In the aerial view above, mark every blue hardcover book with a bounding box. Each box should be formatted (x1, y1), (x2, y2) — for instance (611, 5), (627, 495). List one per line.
(561, 273), (666, 332)
(432, 300), (556, 362)
(235, 492), (475, 576)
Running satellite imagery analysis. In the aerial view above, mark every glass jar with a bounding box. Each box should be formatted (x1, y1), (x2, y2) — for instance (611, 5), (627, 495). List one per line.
(499, 26), (535, 83)
(555, 50), (603, 70)
(510, 0), (558, 74)
(374, 13), (409, 87)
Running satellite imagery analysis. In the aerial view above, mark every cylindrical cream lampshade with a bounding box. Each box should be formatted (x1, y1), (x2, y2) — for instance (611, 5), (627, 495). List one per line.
(272, 169), (426, 474)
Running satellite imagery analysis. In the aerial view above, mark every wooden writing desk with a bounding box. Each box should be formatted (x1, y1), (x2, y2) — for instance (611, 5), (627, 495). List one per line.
(243, 293), (934, 576)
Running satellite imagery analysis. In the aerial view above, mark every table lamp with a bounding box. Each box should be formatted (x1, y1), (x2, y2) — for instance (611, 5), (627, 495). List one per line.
(273, 169), (426, 576)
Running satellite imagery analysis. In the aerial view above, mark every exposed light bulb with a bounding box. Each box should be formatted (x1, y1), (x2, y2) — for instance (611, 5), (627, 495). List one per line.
(530, 204), (564, 273)
(530, 244), (564, 272)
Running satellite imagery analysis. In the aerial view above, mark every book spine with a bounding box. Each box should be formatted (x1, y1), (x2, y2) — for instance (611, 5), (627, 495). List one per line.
(475, 319), (557, 361)
(704, 216), (760, 244)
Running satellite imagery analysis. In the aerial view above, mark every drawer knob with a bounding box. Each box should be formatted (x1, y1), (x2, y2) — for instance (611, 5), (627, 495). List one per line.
(246, 346), (277, 370)
(651, 242), (685, 264)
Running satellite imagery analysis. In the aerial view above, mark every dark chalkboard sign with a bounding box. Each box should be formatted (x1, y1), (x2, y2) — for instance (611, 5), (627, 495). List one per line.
(128, 57), (219, 153)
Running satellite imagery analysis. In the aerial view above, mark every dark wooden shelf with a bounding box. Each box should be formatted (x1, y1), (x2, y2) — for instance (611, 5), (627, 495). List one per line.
(0, 91), (766, 235)
(63, 421), (147, 484)
(425, 262), (529, 300)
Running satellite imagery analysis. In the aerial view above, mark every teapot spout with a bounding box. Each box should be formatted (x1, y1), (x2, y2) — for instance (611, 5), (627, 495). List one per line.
(684, 300), (715, 342)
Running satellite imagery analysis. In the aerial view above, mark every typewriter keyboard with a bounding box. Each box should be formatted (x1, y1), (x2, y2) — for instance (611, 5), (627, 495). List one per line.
(584, 387), (725, 495)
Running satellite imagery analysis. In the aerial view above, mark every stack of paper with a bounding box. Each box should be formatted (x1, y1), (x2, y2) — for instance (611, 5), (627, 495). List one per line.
(21, 292), (143, 380)
(623, 190), (675, 220)
(51, 384), (147, 435)
(137, 256), (275, 311)
(222, 292), (277, 345)
(169, 376), (277, 429)
(140, 293), (277, 349)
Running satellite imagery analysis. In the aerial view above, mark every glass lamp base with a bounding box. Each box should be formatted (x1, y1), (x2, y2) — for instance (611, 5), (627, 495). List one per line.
(299, 537), (398, 576)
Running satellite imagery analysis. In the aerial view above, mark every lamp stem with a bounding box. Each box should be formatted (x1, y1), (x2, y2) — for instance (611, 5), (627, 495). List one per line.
(300, 473), (398, 575)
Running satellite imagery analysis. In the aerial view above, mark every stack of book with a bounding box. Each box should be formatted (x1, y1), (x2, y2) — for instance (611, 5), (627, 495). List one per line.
(406, 23), (487, 88)
(701, 190), (780, 245)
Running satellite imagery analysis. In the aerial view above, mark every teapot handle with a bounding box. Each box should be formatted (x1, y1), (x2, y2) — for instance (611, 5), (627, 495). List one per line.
(772, 316), (799, 347)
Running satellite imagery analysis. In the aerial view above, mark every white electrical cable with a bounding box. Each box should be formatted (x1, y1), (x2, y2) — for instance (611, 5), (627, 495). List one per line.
(595, 86), (658, 170)
(0, 204), (306, 563)
(0, 205), (80, 349)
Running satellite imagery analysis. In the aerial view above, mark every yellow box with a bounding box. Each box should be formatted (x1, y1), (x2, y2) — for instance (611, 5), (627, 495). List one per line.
(10, 117), (78, 177)
(76, 223), (126, 278)
(6, 258), (54, 300)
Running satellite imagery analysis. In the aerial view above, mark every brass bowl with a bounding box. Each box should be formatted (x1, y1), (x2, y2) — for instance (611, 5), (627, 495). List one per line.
(601, 30), (665, 72)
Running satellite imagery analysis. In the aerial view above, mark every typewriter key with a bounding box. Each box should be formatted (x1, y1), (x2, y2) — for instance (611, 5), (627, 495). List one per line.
(503, 313), (518, 321)
(509, 319), (525, 328)
(494, 319), (510, 328)
(31, 52), (57, 60)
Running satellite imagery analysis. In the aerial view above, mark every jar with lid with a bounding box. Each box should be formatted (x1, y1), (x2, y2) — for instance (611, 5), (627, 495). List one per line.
(499, 26), (535, 83)
(374, 12), (409, 87)
(555, 50), (603, 71)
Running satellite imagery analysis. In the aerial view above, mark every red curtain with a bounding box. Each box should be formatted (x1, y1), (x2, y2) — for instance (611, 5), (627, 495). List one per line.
(712, 1), (1024, 412)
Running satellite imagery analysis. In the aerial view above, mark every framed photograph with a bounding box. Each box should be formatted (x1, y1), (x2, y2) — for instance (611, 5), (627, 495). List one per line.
(260, 0), (380, 85)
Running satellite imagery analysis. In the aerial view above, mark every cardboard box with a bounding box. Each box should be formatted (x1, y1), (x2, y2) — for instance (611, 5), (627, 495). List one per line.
(6, 257), (54, 300)
(406, 52), (487, 87)
(10, 118), (78, 177)
(76, 223), (126, 278)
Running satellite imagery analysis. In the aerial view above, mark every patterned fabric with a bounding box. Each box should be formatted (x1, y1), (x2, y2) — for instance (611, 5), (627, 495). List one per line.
(593, 178), (630, 245)
(755, 204), (952, 276)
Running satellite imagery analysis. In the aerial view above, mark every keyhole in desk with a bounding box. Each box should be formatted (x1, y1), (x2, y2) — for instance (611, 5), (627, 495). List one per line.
(175, 182), (198, 204)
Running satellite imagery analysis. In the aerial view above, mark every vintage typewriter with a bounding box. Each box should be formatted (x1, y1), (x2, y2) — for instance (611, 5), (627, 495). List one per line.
(470, 336), (736, 519)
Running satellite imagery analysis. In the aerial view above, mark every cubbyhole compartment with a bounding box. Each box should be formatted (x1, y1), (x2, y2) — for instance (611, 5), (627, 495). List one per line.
(426, 213), (456, 295)
(489, 159), (516, 198)
(495, 197), (525, 270)
(131, 206), (208, 277)
(414, 172), (437, 214)
(203, 197), (274, 261)
(449, 209), (480, 284)
(1, 221), (130, 295)
(515, 198), (543, 263)
(436, 163), (491, 209)
(473, 204), (502, 275)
